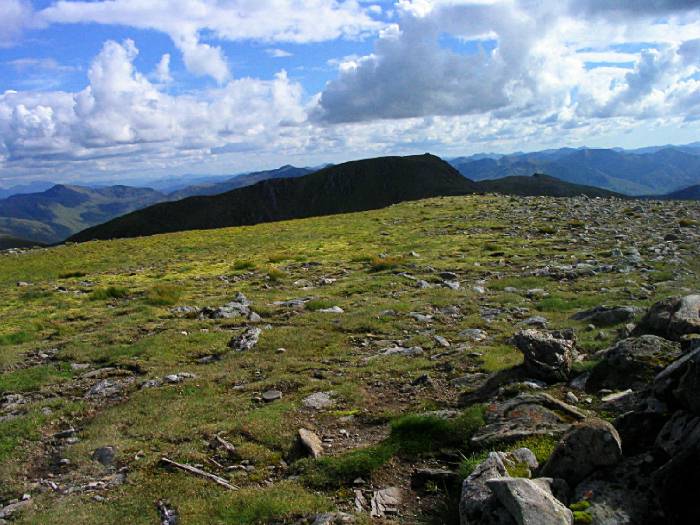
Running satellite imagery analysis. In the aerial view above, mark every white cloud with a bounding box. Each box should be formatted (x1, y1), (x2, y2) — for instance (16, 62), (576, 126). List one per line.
(0, 39), (307, 179)
(266, 48), (294, 58)
(36, 0), (383, 81)
(0, 0), (33, 48)
(154, 54), (172, 83)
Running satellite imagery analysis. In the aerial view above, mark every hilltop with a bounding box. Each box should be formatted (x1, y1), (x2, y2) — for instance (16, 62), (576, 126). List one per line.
(1, 192), (698, 524)
(68, 155), (621, 243)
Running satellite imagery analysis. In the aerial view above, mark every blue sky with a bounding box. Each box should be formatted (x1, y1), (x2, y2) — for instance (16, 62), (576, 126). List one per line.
(1, 0), (700, 185)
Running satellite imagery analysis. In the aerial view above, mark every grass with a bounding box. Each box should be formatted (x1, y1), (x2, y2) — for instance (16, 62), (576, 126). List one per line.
(0, 364), (74, 393)
(301, 406), (485, 487)
(0, 194), (696, 523)
(144, 284), (182, 306)
(91, 286), (129, 300)
(0, 331), (32, 346)
(368, 255), (404, 271)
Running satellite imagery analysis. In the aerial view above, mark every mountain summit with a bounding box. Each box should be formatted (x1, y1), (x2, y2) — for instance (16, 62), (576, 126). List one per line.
(69, 154), (478, 242)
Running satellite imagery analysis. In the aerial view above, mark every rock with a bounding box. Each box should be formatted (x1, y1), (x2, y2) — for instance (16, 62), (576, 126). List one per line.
(297, 429), (324, 458)
(522, 316), (548, 329)
(513, 329), (575, 383)
(311, 512), (355, 525)
(486, 478), (573, 525)
(471, 393), (585, 447)
(200, 294), (252, 319)
(374, 345), (424, 358)
(156, 500), (178, 525)
(440, 271), (458, 280)
(302, 392), (335, 410)
(565, 392), (578, 404)
(0, 498), (31, 520)
(675, 352), (700, 415)
(460, 328), (488, 342)
(227, 327), (262, 351)
(318, 306), (344, 313)
(654, 410), (700, 457)
(434, 335), (451, 347)
(586, 335), (681, 392)
(262, 390), (282, 402)
(634, 294), (700, 341)
(653, 346), (700, 405)
(86, 377), (134, 399)
(409, 312), (433, 322)
(444, 280), (461, 290)
(92, 446), (116, 466)
(613, 409), (669, 456)
(370, 487), (401, 517)
(411, 374), (433, 387)
(411, 468), (460, 491)
(459, 452), (511, 525)
(652, 437), (700, 524)
(541, 418), (622, 486)
(573, 454), (665, 525)
(571, 306), (637, 326)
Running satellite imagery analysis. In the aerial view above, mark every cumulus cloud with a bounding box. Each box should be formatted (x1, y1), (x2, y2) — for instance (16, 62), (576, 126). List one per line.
(0, 39), (307, 177)
(312, 0), (700, 126)
(36, 0), (383, 81)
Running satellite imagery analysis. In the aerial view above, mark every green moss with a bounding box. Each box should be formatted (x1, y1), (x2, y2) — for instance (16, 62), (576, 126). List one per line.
(573, 510), (593, 524)
(0, 330), (32, 346)
(570, 501), (591, 512)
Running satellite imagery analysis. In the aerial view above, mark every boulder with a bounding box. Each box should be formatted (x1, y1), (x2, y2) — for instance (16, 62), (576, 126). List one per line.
(571, 305), (637, 326)
(297, 429), (324, 459)
(634, 294), (700, 341)
(459, 452), (513, 525)
(512, 330), (575, 383)
(653, 346), (700, 407)
(585, 336), (681, 392)
(91, 446), (116, 466)
(654, 410), (700, 457)
(311, 512), (355, 525)
(302, 392), (335, 410)
(471, 394), (585, 448)
(652, 439), (700, 524)
(227, 327), (262, 351)
(614, 410), (669, 456)
(486, 478), (573, 525)
(541, 418), (622, 486)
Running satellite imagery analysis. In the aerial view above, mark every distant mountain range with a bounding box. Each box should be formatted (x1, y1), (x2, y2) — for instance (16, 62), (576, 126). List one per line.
(448, 145), (700, 195)
(68, 154), (621, 243)
(2, 142), (700, 246)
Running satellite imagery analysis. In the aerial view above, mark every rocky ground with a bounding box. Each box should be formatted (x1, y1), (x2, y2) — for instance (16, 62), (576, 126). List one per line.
(0, 194), (698, 524)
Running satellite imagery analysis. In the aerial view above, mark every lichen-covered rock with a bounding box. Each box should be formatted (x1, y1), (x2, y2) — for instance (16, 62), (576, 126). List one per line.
(471, 393), (585, 448)
(512, 330), (575, 383)
(634, 294), (700, 341)
(541, 418), (622, 486)
(459, 452), (514, 525)
(227, 327), (262, 351)
(586, 336), (681, 392)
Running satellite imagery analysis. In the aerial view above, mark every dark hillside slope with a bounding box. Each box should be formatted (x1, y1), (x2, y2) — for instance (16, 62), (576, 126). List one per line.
(69, 154), (478, 242)
(655, 185), (700, 201)
(476, 173), (623, 198)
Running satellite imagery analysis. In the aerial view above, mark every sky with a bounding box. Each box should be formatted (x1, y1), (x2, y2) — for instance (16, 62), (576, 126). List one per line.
(1, 0), (700, 186)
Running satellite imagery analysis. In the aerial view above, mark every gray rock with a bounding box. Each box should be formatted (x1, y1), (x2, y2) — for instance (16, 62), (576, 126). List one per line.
(86, 377), (134, 399)
(460, 328), (488, 342)
(571, 305), (637, 326)
(513, 329), (575, 383)
(374, 345), (424, 358)
(311, 512), (355, 525)
(522, 316), (548, 329)
(654, 410), (700, 457)
(297, 429), (324, 458)
(318, 306), (344, 313)
(92, 446), (116, 466)
(459, 452), (511, 525)
(541, 418), (622, 486)
(262, 390), (282, 402)
(0, 498), (31, 520)
(370, 487), (401, 517)
(302, 392), (335, 410)
(634, 294), (700, 341)
(586, 336), (681, 392)
(486, 478), (573, 525)
(227, 327), (262, 351)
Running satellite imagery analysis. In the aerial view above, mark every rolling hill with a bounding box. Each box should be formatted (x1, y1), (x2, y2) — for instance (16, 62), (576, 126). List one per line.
(0, 185), (166, 244)
(68, 155), (629, 243)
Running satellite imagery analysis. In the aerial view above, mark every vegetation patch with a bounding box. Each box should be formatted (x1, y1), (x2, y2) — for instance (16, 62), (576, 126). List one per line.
(91, 286), (129, 300)
(368, 255), (404, 272)
(0, 330), (32, 346)
(144, 284), (182, 306)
